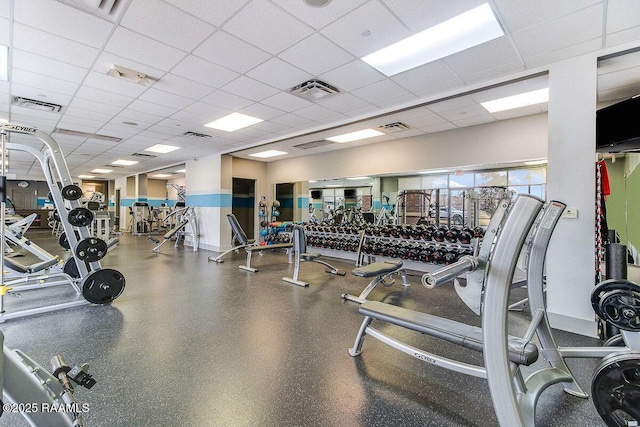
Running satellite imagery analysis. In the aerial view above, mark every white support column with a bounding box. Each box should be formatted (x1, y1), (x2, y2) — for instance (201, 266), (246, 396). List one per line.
(546, 55), (598, 337)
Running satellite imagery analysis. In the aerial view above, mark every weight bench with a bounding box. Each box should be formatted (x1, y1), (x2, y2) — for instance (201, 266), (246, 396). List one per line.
(282, 225), (345, 287)
(148, 218), (189, 253)
(210, 214), (293, 273)
(4, 253), (59, 275)
(342, 259), (408, 304)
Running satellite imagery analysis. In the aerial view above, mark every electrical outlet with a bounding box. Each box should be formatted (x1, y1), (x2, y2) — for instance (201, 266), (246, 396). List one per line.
(562, 208), (578, 219)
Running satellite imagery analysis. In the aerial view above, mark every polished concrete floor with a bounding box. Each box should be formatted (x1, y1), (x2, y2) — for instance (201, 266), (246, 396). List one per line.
(0, 230), (606, 426)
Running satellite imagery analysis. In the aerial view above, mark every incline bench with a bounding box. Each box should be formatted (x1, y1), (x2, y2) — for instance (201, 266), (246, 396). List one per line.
(342, 259), (408, 304)
(209, 214), (293, 273)
(282, 225), (345, 287)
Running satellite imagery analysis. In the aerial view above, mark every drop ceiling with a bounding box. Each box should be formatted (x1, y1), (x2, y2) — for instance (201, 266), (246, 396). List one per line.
(1, 0), (640, 180)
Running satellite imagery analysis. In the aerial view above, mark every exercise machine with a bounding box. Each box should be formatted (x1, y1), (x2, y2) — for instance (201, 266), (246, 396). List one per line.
(282, 225), (345, 287)
(148, 205), (199, 253)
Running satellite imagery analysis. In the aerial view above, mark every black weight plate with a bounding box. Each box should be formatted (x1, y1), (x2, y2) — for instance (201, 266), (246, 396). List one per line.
(592, 280), (640, 332)
(61, 184), (83, 201)
(81, 268), (125, 304)
(592, 351), (640, 427)
(52, 209), (60, 221)
(75, 237), (108, 262)
(63, 257), (80, 278)
(59, 232), (70, 250)
(68, 207), (94, 227)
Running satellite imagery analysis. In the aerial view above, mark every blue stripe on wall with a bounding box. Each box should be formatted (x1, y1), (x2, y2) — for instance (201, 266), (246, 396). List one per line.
(187, 193), (232, 208)
(297, 197), (309, 209)
(232, 196), (255, 208)
(280, 196), (293, 208)
(373, 200), (381, 210)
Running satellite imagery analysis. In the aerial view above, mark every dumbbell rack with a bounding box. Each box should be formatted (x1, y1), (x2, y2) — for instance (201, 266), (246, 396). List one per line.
(305, 225), (476, 272)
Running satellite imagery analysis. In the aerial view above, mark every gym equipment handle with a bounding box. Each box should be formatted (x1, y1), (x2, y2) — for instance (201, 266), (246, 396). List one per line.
(421, 256), (477, 289)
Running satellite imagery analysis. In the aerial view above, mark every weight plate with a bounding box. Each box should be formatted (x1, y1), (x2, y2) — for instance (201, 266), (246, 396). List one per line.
(63, 257), (80, 278)
(58, 232), (71, 250)
(75, 237), (108, 262)
(61, 184), (83, 201)
(68, 207), (94, 227)
(592, 280), (640, 332)
(81, 268), (125, 304)
(52, 209), (60, 221)
(592, 351), (640, 427)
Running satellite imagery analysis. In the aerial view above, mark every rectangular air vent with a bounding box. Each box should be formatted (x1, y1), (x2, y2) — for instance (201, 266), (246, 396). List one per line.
(53, 128), (122, 142)
(131, 153), (157, 159)
(290, 79), (340, 102)
(293, 140), (336, 150)
(182, 131), (212, 139)
(377, 122), (411, 133)
(58, 0), (130, 22)
(13, 96), (63, 113)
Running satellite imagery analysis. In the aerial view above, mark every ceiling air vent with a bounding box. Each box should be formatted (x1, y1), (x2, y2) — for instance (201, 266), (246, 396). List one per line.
(57, 0), (131, 22)
(131, 153), (157, 159)
(290, 79), (340, 102)
(293, 140), (335, 150)
(53, 128), (122, 142)
(377, 122), (411, 133)
(13, 96), (63, 113)
(182, 131), (212, 139)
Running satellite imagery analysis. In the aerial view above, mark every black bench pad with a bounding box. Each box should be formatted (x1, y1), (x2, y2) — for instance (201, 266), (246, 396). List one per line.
(352, 260), (403, 278)
(301, 252), (321, 261)
(246, 243), (292, 251)
(360, 301), (538, 366)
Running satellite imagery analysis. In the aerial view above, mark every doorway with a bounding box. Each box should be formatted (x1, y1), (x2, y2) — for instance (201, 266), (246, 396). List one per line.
(232, 178), (255, 239)
(275, 183), (294, 221)
(11, 188), (37, 209)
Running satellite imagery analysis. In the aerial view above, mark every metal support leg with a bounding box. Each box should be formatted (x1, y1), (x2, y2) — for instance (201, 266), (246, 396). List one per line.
(349, 316), (373, 356)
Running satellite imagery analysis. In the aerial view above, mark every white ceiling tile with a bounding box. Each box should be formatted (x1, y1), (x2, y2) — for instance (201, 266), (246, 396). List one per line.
(420, 122), (458, 133)
(320, 1), (411, 57)
(11, 113), (59, 129)
(56, 123), (101, 134)
(194, 30), (270, 74)
(170, 110), (217, 126)
(522, 38), (603, 69)
(512, 4), (603, 59)
(381, 0), (487, 32)
(451, 113), (497, 127)
(599, 50), (640, 74)
(84, 71), (149, 97)
(12, 69), (80, 96)
(13, 50), (88, 84)
(260, 92), (313, 112)
(470, 81), (530, 104)
(606, 25), (640, 48)
(104, 27), (186, 71)
(598, 66), (640, 91)
(223, 1), (313, 55)
(145, 123), (185, 137)
(269, 113), (317, 129)
(222, 76), (279, 101)
(343, 104), (384, 118)
(151, 74), (215, 100)
(459, 62), (526, 85)
(428, 95), (476, 113)
(75, 86), (134, 108)
(0, 17), (9, 46)
(92, 52), (165, 81)
(59, 114), (108, 129)
(442, 37), (523, 78)
(200, 90), (254, 111)
(127, 99), (179, 117)
(392, 61), (460, 93)
(165, 0), (249, 26)
(68, 98), (123, 116)
(138, 88), (193, 109)
(599, 84), (640, 102)
(351, 79), (409, 104)
(172, 55), (239, 88)
(11, 84), (72, 106)
(13, 23), (99, 68)
(375, 92), (418, 109)
(494, 0), (602, 33)
(183, 101), (232, 121)
(403, 112), (449, 128)
(490, 105), (547, 121)
(116, 109), (164, 125)
(252, 120), (291, 134)
(278, 34), (353, 76)
(246, 57), (310, 91)
(294, 103), (340, 121)
(120, 0), (215, 51)
(0, 0), (9, 19)
(317, 93), (370, 113)
(273, 0), (366, 29)
(239, 102), (285, 121)
(14, 0), (113, 48)
(319, 60), (385, 92)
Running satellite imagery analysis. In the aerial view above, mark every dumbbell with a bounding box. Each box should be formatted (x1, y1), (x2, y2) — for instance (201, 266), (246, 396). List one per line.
(445, 227), (460, 243)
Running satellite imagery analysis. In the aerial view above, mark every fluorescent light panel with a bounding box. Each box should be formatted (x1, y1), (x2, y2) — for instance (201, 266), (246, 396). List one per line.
(362, 4), (504, 76)
(420, 169), (450, 174)
(78, 175), (96, 179)
(205, 112), (263, 132)
(249, 150), (287, 158)
(524, 160), (548, 166)
(144, 144), (181, 154)
(175, 169), (186, 173)
(151, 174), (172, 178)
(111, 159), (139, 166)
(91, 168), (113, 174)
(0, 45), (7, 81)
(481, 88), (549, 113)
(346, 177), (370, 180)
(326, 129), (384, 143)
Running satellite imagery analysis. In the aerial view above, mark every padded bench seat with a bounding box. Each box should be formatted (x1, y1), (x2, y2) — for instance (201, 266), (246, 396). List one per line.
(4, 254), (59, 274)
(246, 242), (292, 251)
(352, 260), (403, 278)
(359, 300), (539, 366)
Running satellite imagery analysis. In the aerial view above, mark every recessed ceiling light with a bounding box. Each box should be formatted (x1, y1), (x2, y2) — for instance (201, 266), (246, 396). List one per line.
(111, 159), (139, 166)
(346, 177), (370, 180)
(78, 175), (96, 179)
(249, 150), (288, 159)
(122, 121), (138, 126)
(91, 168), (113, 174)
(420, 169), (450, 174)
(481, 88), (549, 113)
(151, 173), (172, 178)
(326, 129), (384, 143)
(144, 144), (181, 154)
(175, 169), (186, 173)
(106, 64), (152, 85)
(524, 160), (548, 166)
(361, 3), (504, 76)
(204, 112), (263, 132)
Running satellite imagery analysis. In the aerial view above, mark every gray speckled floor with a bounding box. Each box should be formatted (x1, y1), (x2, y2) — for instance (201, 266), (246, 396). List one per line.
(0, 230), (605, 426)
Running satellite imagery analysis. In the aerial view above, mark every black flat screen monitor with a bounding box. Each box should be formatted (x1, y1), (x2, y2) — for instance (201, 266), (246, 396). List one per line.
(597, 95), (640, 153)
